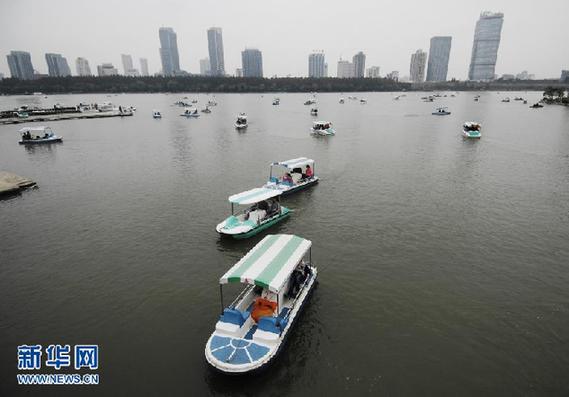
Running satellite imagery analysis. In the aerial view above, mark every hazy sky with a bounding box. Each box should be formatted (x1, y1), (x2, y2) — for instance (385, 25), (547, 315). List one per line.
(1, 0), (568, 79)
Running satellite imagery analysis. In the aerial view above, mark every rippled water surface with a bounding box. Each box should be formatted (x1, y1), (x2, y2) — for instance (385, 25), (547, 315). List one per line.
(1, 92), (569, 396)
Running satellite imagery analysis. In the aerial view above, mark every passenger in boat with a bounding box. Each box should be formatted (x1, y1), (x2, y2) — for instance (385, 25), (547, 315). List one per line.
(305, 165), (313, 179)
(282, 173), (293, 185)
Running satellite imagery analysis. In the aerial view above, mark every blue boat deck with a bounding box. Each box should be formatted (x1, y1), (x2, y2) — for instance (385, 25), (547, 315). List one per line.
(210, 335), (270, 365)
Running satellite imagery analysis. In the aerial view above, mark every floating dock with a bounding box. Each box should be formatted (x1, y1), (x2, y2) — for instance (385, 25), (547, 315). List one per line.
(0, 171), (36, 197)
(0, 110), (133, 125)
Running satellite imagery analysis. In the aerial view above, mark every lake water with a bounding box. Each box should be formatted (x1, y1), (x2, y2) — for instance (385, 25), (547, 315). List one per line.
(1, 92), (569, 396)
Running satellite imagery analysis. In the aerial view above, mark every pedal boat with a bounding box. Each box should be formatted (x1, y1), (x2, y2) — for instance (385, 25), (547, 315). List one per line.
(264, 157), (319, 196)
(310, 121), (335, 136)
(216, 188), (290, 239)
(205, 234), (318, 374)
(462, 121), (481, 139)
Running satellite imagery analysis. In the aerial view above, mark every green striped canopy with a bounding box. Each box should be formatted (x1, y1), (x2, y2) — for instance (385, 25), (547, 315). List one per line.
(220, 234), (312, 293)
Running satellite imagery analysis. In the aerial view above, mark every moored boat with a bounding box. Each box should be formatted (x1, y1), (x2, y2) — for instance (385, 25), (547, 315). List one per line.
(19, 126), (63, 145)
(264, 157), (318, 196)
(235, 113), (248, 129)
(216, 188), (290, 239)
(205, 234), (317, 374)
(462, 121), (481, 139)
(310, 121), (335, 136)
(432, 107), (451, 116)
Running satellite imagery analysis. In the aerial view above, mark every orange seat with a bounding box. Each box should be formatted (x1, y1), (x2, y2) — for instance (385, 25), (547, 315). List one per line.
(251, 297), (277, 322)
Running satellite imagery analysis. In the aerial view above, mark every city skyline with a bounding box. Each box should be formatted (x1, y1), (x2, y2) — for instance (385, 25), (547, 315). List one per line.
(0, 0), (567, 79)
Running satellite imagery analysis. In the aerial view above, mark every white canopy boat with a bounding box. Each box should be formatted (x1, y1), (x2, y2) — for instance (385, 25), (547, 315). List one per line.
(205, 234), (318, 374)
(432, 107), (451, 116)
(152, 110), (162, 119)
(310, 107), (318, 116)
(310, 121), (335, 136)
(19, 126), (62, 145)
(303, 99), (316, 105)
(264, 157), (319, 196)
(235, 113), (248, 129)
(181, 107), (200, 117)
(216, 188), (290, 239)
(201, 106), (212, 113)
(207, 99), (218, 107)
(339, 98), (345, 104)
(360, 98), (367, 104)
(272, 98), (280, 105)
(463, 121), (481, 139)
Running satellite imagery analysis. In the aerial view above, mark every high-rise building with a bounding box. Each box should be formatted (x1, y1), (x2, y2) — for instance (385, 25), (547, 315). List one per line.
(45, 53), (72, 77)
(159, 27), (181, 76)
(235, 68), (243, 77)
(337, 59), (354, 78)
(76, 57), (92, 76)
(207, 27), (225, 76)
(241, 49), (263, 77)
(468, 11), (504, 80)
(308, 52), (326, 78)
(366, 66), (380, 78)
(560, 70), (569, 82)
(426, 36), (452, 82)
(121, 54), (133, 74)
(410, 49), (427, 83)
(352, 52), (366, 78)
(140, 58), (149, 76)
(97, 63), (118, 76)
(7, 51), (35, 79)
(199, 58), (211, 75)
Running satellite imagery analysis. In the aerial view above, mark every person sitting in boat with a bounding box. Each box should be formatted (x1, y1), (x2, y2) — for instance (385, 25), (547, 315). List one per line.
(282, 173), (293, 185)
(304, 165), (313, 179)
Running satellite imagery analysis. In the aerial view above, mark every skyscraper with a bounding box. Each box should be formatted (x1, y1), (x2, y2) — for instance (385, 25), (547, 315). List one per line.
(140, 58), (149, 76)
(410, 49), (427, 83)
(159, 27), (180, 76)
(426, 36), (452, 82)
(337, 59), (354, 78)
(200, 58), (211, 75)
(352, 52), (366, 78)
(76, 57), (92, 76)
(121, 54), (134, 74)
(308, 52), (326, 78)
(468, 11), (504, 80)
(7, 51), (35, 79)
(241, 49), (263, 77)
(207, 27), (225, 76)
(97, 63), (118, 76)
(45, 53), (72, 77)
(366, 66), (380, 78)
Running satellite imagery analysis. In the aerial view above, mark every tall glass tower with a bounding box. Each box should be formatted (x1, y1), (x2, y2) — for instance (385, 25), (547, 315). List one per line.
(468, 12), (504, 80)
(241, 49), (263, 78)
(426, 36), (452, 82)
(159, 27), (180, 76)
(207, 27), (225, 76)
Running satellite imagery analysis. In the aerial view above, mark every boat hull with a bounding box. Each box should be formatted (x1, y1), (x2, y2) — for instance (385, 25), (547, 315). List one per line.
(235, 124), (248, 129)
(217, 209), (290, 239)
(265, 177), (319, 196)
(19, 137), (63, 144)
(462, 131), (481, 139)
(205, 267), (318, 374)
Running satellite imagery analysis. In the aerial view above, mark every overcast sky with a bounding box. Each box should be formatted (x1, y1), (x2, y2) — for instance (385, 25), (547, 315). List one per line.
(1, 0), (568, 79)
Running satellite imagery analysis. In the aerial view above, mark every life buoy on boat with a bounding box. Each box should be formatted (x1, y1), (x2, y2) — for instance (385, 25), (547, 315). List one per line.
(251, 297), (277, 322)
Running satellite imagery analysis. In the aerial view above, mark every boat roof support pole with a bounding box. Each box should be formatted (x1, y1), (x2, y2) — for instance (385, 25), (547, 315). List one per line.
(219, 285), (224, 315)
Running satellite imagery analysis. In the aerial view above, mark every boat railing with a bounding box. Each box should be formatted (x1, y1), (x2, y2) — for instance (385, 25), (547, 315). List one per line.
(282, 265), (314, 322)
(229, 284), (255, 309)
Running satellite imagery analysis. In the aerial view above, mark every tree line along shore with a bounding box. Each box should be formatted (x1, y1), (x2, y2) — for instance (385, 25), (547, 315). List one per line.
(0, 76), (567, 95)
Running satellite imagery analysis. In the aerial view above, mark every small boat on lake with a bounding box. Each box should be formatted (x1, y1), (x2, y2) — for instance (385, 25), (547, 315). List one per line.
(310, 121), (335, 136)
(462, 122), (481, 139)
(216, 188), (290, 239)
(339, 98), (345, 104)
(360, 98), (367, 104)
(529, 103), (544, 109)
(304, 99), (316, 105)
(152, 110), (162, 119)
(432, 107), (451, 116)
(201, 106), (212, 113)
(310, 108), (318, 116)
(264, 158), (318, 196)
(19, 126), (62, 145)
(272, 98), (280, 105)
(205, 234), (317, 374)
(235, 113), (248, 129)
(501, 97), (510, 103)
(181, 107), (200, 117)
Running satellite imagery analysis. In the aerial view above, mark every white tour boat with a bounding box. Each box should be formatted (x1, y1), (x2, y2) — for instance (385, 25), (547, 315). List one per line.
(310, 107), (318, 116)
(235, 113), (248, 129)
(462, 122), (481, 139)
(432, 107), (451, 116)
(152, 110), (162, 119)
(19, 126), (63, 145)
(339, 98), (345, 104)
(181, 107), (200, 118)
(216, 188), (290, 239)
(264, 157), (319, 196)
(360, 98), (367, 104)
(304, 99), (316, 105)
(273, 98), (280, 105)
(205, 234), (318, 374)
(310, 121), (335, 136)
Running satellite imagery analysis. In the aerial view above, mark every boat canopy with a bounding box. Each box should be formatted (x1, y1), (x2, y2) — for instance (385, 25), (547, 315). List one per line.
(313, 121), (330, 126)
(219, 234), (312, 293)
(19, 126), (52, 133)
(228, 187), (282, 205)
(272, 157), (314, 170)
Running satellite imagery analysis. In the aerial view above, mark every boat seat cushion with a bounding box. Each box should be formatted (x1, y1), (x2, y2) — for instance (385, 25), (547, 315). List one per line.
(219, 308), (248, 327)
(257, 316), (281, 334)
